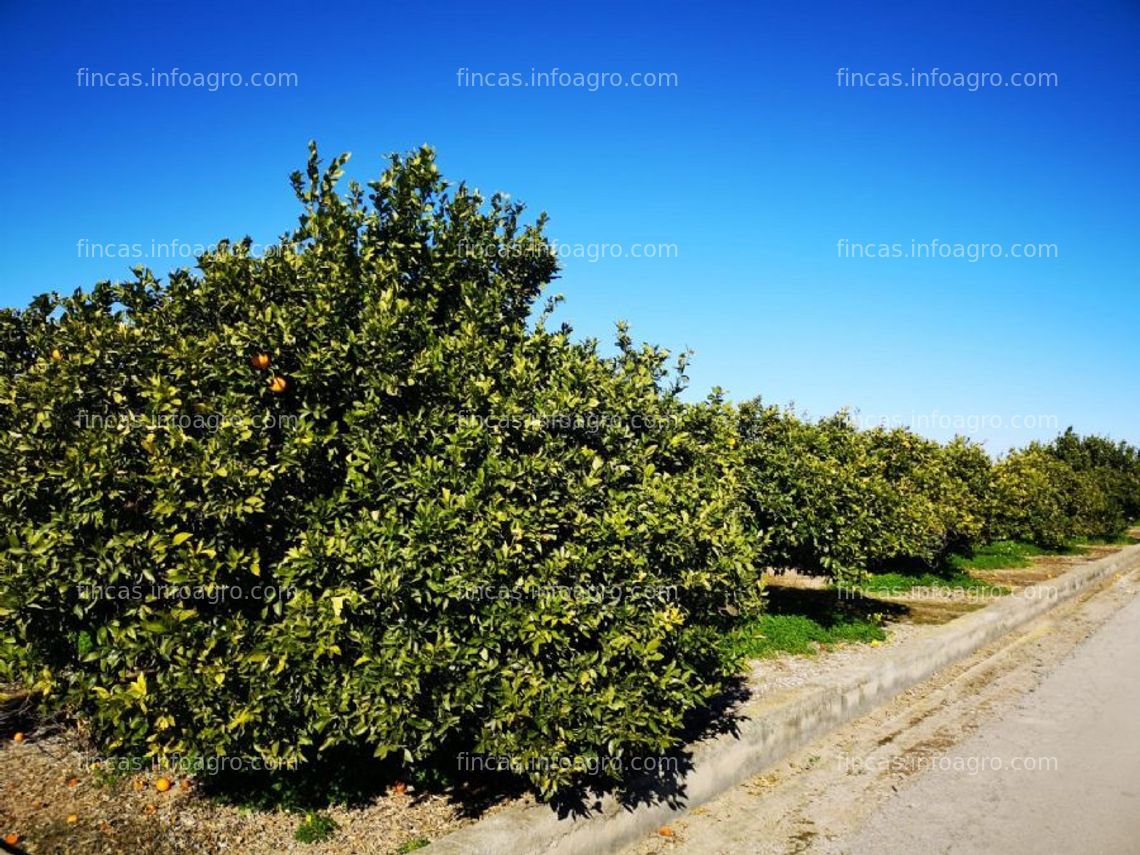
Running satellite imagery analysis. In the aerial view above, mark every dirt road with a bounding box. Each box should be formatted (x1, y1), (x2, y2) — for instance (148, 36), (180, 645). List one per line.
(622, 564), (1140, 855)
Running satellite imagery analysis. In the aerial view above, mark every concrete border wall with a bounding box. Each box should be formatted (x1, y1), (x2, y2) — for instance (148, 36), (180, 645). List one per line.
(424, 543), (1140, 855)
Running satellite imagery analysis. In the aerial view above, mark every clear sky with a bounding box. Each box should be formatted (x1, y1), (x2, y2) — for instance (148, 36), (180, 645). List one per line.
(1, 0), (1136, 454)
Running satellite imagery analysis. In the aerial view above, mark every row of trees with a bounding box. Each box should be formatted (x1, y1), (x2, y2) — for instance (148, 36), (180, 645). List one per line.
(738, 404), (1140, 583)
(1, 145), (1136, 797)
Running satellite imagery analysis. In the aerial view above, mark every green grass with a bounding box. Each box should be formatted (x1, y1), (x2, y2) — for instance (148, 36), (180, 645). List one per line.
(846, 539), (1074, 596)
(843, 532), (1138, 598)
(396, 839), (431, 854)
(947, 535), (1133, 572)
(294, 811), (338, 844)
(855, 569), (1006, 595)
(721, 530), (1140, 664)
(722, 612), (886, 660)
(1073, 533), (1139, 547)
(947, 540), (1052, 571)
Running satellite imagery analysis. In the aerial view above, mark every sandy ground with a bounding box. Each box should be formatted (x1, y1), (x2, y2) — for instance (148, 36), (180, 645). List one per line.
(820, 578), (1140, 855)
(0, 734), (485, 855)
(617, 561), (1140, 855)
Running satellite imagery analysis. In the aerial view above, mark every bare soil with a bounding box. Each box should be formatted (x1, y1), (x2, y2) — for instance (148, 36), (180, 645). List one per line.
(0, 732), (488, 855)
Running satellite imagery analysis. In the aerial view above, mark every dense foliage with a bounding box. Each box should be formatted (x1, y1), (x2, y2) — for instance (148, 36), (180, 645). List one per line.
(736, 403), (883, 583)
(0, 144), (1136, 798)
(987, 431), (1140, 548)
(738, 404), (1137, 573)
(0, 145), (760, 797)
(736, 404), (996, 583)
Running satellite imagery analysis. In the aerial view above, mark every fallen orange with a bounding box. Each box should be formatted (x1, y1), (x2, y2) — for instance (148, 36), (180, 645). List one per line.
(66, 814), (78, 824)
(658, 826), (675, 838)
(155, 777), (172, 793)
(3, 832), (19, 845)
(11, 732), (24, 743)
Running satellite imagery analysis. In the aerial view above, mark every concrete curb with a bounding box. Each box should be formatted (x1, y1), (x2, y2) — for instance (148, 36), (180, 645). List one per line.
(424, 543), (1140, 855)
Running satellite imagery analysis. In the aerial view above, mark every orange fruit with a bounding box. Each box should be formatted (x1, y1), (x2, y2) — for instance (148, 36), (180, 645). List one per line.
(155, 777), (172, 793)
(66, 814), (78, 824)
(658, 826), (676, 838)
(268, 375), (288, 394)
(144, 803), (157, 815)
(391, 780), (407, 795)
(132, 778), (145, 792)
(4, 832), (19, 845)
(11, 732), (24, 743)
(66, 776), (79, 787)
(249, 353), (271, 370)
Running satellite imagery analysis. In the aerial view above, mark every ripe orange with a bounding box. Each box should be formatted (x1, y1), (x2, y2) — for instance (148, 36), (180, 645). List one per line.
(155, 777), (172, 793)
(249, 352), (271, 370)
(268, 375), (288, 394)
(4, 832), (19, 845)
(11, 732), (24, 743)
(66, 814), (78, 824)
(658, 825), (676, 838)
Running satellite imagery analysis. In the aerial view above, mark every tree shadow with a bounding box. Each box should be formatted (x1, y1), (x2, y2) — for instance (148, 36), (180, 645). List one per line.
(545, 677), (753, 819)
(763, 584), (911, 625)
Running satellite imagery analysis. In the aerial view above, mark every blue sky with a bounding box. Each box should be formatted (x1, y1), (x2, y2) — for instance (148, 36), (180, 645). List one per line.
(1, 0), (1137, 453)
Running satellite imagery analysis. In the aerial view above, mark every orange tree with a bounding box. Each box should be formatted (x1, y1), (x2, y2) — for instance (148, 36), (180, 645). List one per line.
(989, 433), (1139, 547)
(0, 145), (761, 797)
(1046, 429), (1140, 537)
(735, 402), (884, 583)
(735, 403), (991, 583)
(987, 445), (1082, 548)
(859, 428), (990, 570)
